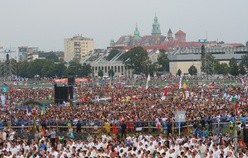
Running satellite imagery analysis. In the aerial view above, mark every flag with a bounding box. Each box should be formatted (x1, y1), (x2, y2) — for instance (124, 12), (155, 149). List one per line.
(240, 78), (246, 85)
(231, 97), (236, 103)
(163, 86), (168, 96)
(179, 76), (183, 89)
(245, 86), (248, 94)
(26, 105), (31, 116)
(1, 94), (5, 105)
(235, 101), (239, 116)
(208, 82), (215, 87)
(111, 93), (114, 103)
(182, 82), (187, 90)
(145, 74), (151, 90)
(41, 103), (46, 115)
(181, 92), (185, 99)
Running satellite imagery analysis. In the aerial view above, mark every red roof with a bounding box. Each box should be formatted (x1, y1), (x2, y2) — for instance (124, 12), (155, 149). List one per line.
(224, 43), (244, 47)
(175, 30), (186, 35)
(110, 40), (202, 51)
(160, 41), (201, 48)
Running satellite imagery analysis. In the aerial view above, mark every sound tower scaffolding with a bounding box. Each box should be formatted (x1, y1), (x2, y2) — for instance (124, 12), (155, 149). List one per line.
(1, 53), (16, 81)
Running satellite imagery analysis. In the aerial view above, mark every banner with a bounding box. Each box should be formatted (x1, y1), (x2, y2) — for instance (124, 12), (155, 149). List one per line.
(1, 86), (9, 93)
(75, 78), (88, 83)
(54, 78), (88, 83)
(54, 78), (68, 83)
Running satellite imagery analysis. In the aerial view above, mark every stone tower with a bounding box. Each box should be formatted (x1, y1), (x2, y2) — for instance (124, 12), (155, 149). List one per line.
(151, 14), (161, 36)
(167, 28), (173, 41)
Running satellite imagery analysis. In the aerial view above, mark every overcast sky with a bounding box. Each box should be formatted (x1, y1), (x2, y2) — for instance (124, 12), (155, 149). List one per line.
(0, 0), (247, 51)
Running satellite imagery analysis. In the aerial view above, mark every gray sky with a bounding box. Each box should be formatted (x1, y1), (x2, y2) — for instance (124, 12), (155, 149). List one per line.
(0, 0), (247, 51)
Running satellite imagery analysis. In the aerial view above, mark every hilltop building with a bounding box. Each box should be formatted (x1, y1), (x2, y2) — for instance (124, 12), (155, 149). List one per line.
(109, 15), (200, 51)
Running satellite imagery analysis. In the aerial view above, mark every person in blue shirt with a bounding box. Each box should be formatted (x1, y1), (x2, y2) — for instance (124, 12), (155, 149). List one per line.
(38, 140), (47, 156)
(163, 121), (168, 135)
(240, 115), (247, 125)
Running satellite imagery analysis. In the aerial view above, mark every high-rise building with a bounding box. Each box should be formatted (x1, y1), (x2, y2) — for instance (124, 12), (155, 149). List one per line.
(64, 35), (94, 62)
(18, 46), (39, 62)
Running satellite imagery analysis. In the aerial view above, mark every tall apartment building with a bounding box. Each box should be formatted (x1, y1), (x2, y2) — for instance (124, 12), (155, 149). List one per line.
(18, 46), (39, 62)
(64, 35), (94, 62)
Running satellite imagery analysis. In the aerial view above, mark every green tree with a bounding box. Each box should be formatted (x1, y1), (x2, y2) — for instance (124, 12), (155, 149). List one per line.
(214, 61), (229, 75)
(157, 50), (170, 72)
(201, 45), (215, 75)
(124, 47), (150, 74)
(188, 65), (197, 76)
(46, 53), (59, 61)
(241, 54), (248, 68)
(81, 63), (92, 77)
(27, 59), (44, 78)
(239, 64), (246, 75)
(177, 69), (182, 76)
(201, 54), (215, 75)
(66, 60), (83, 77)
(106, 49), (120, 61)
(41, 60), (55, 77)
(142, 60), (157, 77)
(229, 58), (239, 76)
(98, 70), (103, 77)
(108, 69), (115, 78)
(54, 62), (67, 77)
(17, 61), (29, 77)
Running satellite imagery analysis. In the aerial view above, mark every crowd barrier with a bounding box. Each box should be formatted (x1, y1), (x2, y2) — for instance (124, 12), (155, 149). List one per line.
(0, 119), (240, 138)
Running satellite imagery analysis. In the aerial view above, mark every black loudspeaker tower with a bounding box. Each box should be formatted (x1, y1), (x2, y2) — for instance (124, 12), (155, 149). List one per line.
(68, 74), (75, 86)
(54, 85), (73, 104)
(243, 128), (248, 143)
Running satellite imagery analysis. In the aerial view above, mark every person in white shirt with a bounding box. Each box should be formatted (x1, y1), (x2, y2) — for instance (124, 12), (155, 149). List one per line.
(52, 148), (59, 158)
(2, 130), (7, 141)
(8, 129), (15, 141)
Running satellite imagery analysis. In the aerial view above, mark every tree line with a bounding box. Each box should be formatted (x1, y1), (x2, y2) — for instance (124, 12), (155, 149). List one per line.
(18, 59), (92, 78)
(0, 47), (247, 78)
(111, 46), (247, 77)
(181, 51), (248, 76)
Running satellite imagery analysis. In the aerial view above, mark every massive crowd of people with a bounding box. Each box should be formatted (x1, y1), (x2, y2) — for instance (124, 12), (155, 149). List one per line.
(0, 76), (248, 157)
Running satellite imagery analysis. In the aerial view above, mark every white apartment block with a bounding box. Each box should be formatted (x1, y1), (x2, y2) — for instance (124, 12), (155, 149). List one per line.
(64, 35), (94, 62)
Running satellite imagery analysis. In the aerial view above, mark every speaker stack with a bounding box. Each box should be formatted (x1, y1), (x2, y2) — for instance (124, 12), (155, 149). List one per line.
(54, 74), (74, 104)
(243, 128), (248, 143)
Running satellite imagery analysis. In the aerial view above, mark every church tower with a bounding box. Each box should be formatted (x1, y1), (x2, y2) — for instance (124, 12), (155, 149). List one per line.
(167, 28), (173, 41)
(151, 14), (161, 36)
(133, 24), (141, 39)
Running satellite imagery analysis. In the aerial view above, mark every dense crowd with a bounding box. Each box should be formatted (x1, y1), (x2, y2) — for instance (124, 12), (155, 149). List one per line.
(0, 76), (248, 157)
(1, 131), (248, 157)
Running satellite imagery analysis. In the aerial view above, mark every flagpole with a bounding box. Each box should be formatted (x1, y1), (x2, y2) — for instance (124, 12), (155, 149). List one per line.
(233, 99), (238, 158)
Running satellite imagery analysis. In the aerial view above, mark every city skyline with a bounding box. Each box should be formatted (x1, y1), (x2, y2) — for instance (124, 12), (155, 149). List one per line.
(0, 0), (248, 51)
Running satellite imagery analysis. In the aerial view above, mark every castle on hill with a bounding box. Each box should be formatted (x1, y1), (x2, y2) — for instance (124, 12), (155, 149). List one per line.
(109, 15), (201, 51)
